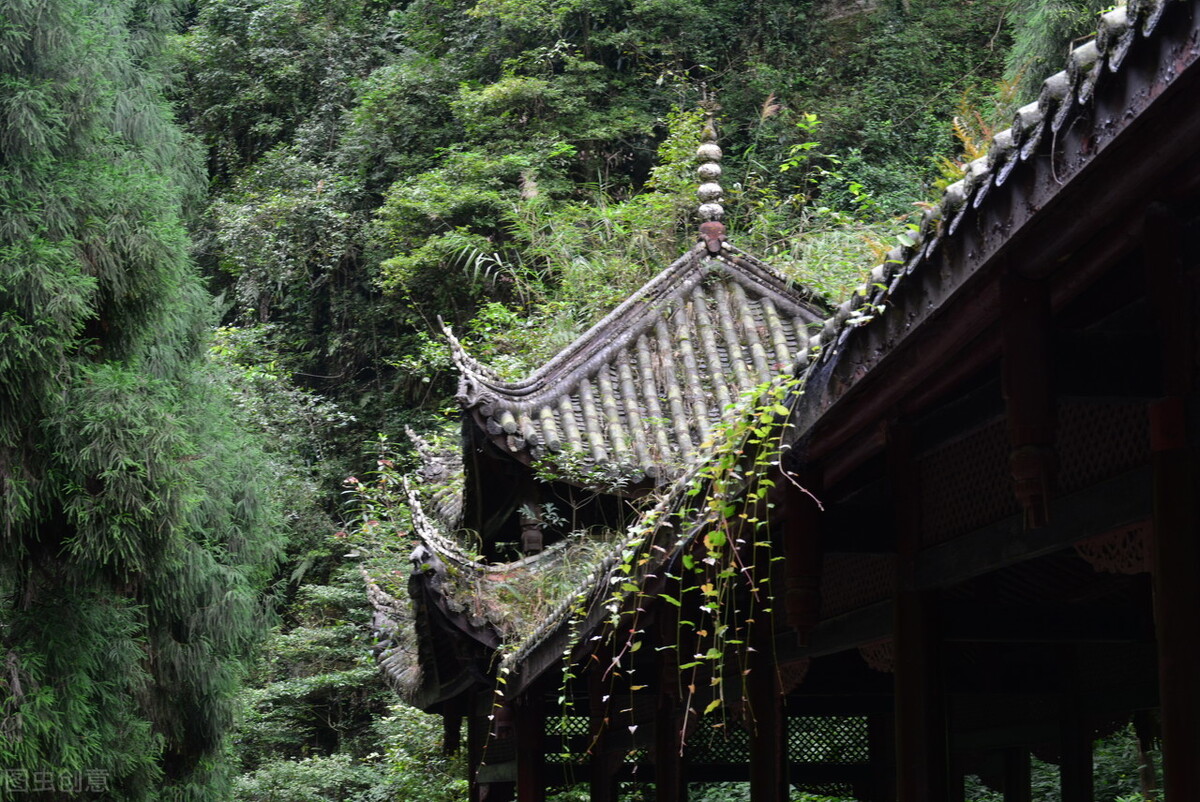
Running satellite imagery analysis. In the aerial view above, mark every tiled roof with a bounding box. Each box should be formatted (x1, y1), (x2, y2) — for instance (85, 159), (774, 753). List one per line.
(493, 0), (1200, 686)
(449, 244), (827, 481)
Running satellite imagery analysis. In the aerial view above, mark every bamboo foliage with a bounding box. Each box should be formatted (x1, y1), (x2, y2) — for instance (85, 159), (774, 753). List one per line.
(0, 1), (281, 797)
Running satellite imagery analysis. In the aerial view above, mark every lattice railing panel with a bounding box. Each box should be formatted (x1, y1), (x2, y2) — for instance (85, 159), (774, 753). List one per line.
(684, 718), (751, 765)
(821, 554), (896, 617)
(920, 419), (1017, 546)
(787, 716), (869, 764)
(1057, 401), (1148, 494)
(546, 715), (592, 764)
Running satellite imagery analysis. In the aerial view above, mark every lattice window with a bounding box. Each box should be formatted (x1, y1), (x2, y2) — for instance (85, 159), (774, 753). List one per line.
(787, 716), (869, 764)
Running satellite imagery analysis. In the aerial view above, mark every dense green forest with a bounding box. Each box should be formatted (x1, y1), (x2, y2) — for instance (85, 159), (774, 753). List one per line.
(0, 0), (1142, 799)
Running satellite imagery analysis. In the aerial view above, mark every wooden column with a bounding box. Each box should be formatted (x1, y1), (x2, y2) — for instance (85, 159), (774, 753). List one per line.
(1146, 203), (1200, 802)
(748, 608), (787, 802)
(890, 422), (950, 802)
(588, 644), (620, 802)
(948, 764), (966, 802)
(1056, 647), (1092, 802)
(1001, 748), (1032, 802)
(867, 712), (896, 802)
(654, 691), (687, 802)
(516, 687), (546, 802)
(894, 587), (949, 802)
(1132, 711), (1160, 801)
(1059, 701), (1093, 802)
(488, 702), (517, 802)
(468, 707), (487, 802)
(655, 570), (688, 802)
(782, 466), (824, 647)
(443, 709), (463, 757)
(1001, 272), (1056, 529)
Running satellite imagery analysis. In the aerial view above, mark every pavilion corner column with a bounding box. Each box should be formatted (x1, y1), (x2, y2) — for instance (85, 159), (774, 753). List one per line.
(1145, 203), (1200, 802)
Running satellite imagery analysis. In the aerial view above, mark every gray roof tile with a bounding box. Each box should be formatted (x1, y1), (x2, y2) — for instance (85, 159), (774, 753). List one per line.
(449, 244), (826, 480)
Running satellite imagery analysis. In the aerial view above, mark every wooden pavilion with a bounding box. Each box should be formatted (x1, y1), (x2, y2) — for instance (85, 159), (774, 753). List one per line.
(370, 1), (1200, 799)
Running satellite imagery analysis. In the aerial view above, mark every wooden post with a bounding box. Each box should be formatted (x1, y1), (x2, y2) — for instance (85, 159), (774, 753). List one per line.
(654, 691), (687, 802)
(782, 466), (824, 646)
(748, 608), (787, 802)
(1145, 203), (1200, 802)
(1001, 272), (1056, 529)
(868, 712), (896, 802)
(1059, 701), (1093, 802)
(516, 686), (546, 802)
(1132, 711), (1160, 801)
(588, 644), (620, 802)
(890, 422), (950, 802)
(1148, 395), (1200, 799)
(655, 595), (688, 802)
(1002, 747), (1032, 802)
(948, 763), (966, 802)
(469, 708), (486, 802)
(443, 712), (462, 757)
(894, 587), (949, 802)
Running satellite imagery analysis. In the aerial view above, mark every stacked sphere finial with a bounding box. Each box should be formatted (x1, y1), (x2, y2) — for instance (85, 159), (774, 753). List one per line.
(696, 116), (724, 222)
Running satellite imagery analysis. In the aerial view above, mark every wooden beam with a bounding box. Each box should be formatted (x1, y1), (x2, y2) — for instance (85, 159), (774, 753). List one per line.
(790, 601), (893, 660)
(654, 692), (687, 802)
(894, 587), (950, 802)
